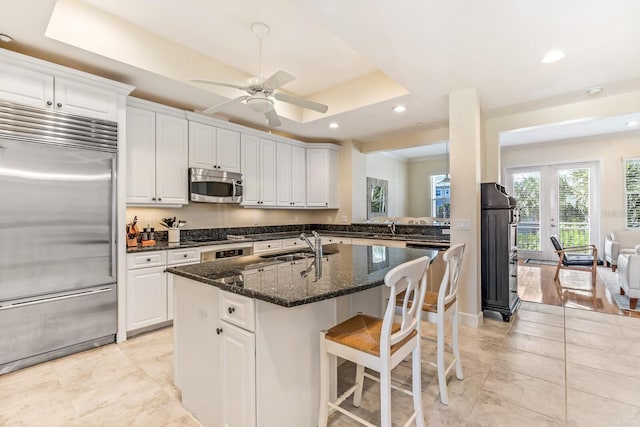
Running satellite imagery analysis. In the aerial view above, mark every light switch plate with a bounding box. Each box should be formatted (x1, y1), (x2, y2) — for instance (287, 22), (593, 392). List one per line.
(453, 219), (472, 230)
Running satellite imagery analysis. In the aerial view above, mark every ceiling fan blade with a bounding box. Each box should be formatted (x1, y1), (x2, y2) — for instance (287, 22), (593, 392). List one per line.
(262, 71), (296, 90)
(190, 78), (248, 91)
(265, 109), (282, 127)
(201, 96), (249, 114)
(273, 92), (328, 113)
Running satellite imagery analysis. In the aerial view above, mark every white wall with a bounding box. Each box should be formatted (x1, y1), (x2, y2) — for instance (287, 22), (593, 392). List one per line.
(501, 131), (640, 248)
(407, 156), (447, 217)
(365, 153), (409, 219)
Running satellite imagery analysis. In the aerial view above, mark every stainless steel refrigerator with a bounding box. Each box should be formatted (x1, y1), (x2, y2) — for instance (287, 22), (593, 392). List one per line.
(0, 101), (117, 374)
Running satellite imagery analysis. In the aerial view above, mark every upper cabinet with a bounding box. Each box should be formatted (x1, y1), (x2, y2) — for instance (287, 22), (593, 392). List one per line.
(306, 146), (339, 208)
(126, 98), (189, 206)
(0, 56), (127, 122)
(276, 142), (306, 207)
(241, 134), (277, 207)
(188, 121), (241, 173)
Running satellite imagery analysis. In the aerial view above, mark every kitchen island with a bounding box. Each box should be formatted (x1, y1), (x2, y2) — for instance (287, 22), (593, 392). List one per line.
(168, 244), (437, 427)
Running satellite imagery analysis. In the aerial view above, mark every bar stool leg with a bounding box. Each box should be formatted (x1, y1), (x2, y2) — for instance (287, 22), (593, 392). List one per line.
(353, 364), (365, 407)
(380, 367), (392, 427)
(452, 309), (463, 380)
(412, 345), (425, 427)
(436, 318), (448, 405)
(318, 332), (329, 427)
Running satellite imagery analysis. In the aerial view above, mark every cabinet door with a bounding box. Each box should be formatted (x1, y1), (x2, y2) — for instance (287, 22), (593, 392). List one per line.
(0, 63), (53, 109)
(241, 133), (259, 206)
(54, 77), (118, 121)
(126, 266), (167, 331)
(216, 128), (241, 173)
(306, 148), (330, 207)
(155, 113), (189, 205)
(188, 121), (216, 169)
(174, 278), (221, 427)
(276, 142), (292, 207)
(220, 322), (256, 427)
(259, 138), (277, 206)
(126, 106), (157, 204)
(291, 145), (307, 207)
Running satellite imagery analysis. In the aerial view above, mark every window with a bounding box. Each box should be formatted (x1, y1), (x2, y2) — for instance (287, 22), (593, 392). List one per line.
(430, 174), (450, 218)
(625, 158), (640, 228)
(512, 171), (541, 251)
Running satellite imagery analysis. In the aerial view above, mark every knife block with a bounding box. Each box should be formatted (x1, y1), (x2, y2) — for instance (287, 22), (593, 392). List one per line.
(127, 236), (138, 247)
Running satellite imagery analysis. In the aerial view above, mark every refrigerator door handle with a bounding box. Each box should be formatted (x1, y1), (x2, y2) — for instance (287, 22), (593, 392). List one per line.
(110, 155), (117, 280)
(0, 287), (113, 311)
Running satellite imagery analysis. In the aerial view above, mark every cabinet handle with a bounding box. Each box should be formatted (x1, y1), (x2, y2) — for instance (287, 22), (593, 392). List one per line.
(56, 102), (62, 108)
(325, 202), (328, 206)
(146, 258), (151, 262)
(152, 197), (156, 201)
(228, 306), (235, 314)
(46, 101), (52, 106)
(267, 245), (271, 248)
(216, 327), (223, 335)
(158, 198), (162, 201)
(183, 254), (188, 258)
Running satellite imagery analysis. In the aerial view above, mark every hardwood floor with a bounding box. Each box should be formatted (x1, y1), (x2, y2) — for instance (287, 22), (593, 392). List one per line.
(517, 260), (640, 316)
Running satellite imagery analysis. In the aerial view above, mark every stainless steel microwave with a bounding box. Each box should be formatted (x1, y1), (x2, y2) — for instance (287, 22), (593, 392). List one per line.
(189, 168), (243, 203)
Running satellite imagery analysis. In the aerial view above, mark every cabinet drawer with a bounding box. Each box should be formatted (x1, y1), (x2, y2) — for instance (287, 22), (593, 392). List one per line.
(282, 237), (303, 249)
(127, 251), (167, 269)
(167, 248), (200, 265)
(219, 291), (255, 332)
(324, 236), (352, 245)
(253, 240), (282, 254)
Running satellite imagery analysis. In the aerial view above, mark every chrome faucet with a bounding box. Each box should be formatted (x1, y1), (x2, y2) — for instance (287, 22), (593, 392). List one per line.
(300, 231), (323, 258)
(300, 252), (323, 280)
(387, 221), (396, 235)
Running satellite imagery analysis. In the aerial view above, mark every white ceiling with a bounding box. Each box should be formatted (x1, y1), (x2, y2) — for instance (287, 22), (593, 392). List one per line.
(1, 0), (640, 150)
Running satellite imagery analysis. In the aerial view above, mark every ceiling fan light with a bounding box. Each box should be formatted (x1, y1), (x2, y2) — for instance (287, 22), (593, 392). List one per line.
(246, 96), (274, 113)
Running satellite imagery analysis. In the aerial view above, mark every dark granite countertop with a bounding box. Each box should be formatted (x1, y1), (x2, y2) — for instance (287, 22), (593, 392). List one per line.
(167, 244), (438, 308)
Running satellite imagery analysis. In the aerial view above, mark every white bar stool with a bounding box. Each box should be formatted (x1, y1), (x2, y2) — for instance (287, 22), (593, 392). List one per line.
(398, 243), (465, 405)
(317, 256), (430, 427)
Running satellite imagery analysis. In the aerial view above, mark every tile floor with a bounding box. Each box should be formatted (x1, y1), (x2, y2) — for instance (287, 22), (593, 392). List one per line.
(2, 302), (640, 426)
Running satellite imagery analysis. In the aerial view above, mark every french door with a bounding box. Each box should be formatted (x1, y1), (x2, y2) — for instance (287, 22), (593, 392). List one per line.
(506, 162), (599, 261)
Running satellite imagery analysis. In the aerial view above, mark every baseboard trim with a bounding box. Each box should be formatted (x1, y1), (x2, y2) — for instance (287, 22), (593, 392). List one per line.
(459, 310), (483, 328)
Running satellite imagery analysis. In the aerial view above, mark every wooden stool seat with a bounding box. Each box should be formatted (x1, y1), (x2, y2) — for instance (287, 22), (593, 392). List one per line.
(326, 314), (417, 357)
(396, 290), (456, 313)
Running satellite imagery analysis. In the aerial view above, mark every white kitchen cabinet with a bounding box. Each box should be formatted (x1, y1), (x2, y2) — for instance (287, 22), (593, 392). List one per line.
(126, 247), (199, 332)
(220, 322), (256, 427)
(0, 63), (118, 121)
(126, 266), (167, 331)
(306, 147), (339, 208)
(241, 134), (277, 207)
(322, 235), (352, 245)
(189, 122), (241, 173)
(126, 99), (189, 206)
(252, 239), (283, 254)
(276, 142), (306, 207)
(351, 237), (406, 248)
(175, 278), (256, 427)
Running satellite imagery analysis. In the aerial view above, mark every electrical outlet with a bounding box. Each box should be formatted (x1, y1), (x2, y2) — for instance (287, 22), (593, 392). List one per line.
(197, 308), (208, 320)
(340, 215), (348, 223)
(327, 216), (332, 223)
(254, 214), (259, 225)
(293, 215), (299, 223)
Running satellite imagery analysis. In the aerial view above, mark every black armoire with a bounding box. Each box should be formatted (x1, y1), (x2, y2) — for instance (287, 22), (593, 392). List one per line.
(481, 183), (520, 321)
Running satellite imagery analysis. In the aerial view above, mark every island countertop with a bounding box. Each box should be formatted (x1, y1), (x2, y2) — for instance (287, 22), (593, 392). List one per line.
(167, 244), (438, 308)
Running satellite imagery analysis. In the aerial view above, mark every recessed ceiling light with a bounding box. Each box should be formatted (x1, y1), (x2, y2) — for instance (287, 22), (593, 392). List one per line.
(541, 49), (566, 63)
(0, 34), (13, 43)
(627, 121), (639, 127)
(393, 105), (406, 113)
(329, 122), (339, 129)
(586, 86), (603, 96)
(416, 122), (424, 126)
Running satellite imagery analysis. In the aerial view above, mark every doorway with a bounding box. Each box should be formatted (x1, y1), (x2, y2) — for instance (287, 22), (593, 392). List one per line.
(506, 162), (599, 261)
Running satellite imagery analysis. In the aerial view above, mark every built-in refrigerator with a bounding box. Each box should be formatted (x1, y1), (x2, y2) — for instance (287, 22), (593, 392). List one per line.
(0, 101), (118, 374)
(481, 182), (520, 321)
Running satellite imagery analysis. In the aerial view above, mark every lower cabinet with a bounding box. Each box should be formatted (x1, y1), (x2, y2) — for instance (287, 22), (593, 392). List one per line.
(126, 248), (199, 333)
(175, 278), (256, 427)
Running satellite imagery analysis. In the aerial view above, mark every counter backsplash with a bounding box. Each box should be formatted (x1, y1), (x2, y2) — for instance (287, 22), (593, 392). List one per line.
(148, 223), (449, 243)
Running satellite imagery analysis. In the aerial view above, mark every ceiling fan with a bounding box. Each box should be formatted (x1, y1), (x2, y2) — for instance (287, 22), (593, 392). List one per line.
(191, 22), (328, 127)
